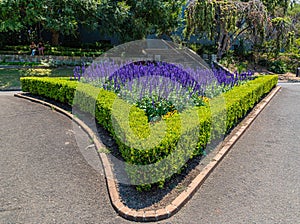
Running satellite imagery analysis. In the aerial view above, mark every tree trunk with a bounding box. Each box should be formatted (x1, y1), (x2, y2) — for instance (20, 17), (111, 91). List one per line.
(221, 33), (230, 55)
(217, 27), (225, 60)
(217, 27), (230, 60)
(51, 30), (60, 46)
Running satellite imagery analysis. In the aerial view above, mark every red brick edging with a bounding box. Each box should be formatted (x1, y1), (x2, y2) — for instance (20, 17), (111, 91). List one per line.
(14, 85), (281, 222)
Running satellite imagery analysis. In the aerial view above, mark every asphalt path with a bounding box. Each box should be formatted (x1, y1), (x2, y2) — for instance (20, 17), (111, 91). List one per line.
(0, 93), (124, 224)
(1, 83), (299, 223)
(162, 83), (300, 224)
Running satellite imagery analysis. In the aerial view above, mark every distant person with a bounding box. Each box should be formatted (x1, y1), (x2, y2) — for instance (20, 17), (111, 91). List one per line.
(30, 41), (37, 56)
(37, 41), (45, 56)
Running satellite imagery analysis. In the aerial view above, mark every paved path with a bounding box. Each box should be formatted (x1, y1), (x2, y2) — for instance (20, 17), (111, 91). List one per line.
(1, 84), (299, 223)
(163, 83), (300, 223)
(0, 93), (124, 224)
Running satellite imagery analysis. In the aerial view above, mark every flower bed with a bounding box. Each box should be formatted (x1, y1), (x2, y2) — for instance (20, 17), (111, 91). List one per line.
(21, 70), (277, 191)
(74, 61), (254, 122)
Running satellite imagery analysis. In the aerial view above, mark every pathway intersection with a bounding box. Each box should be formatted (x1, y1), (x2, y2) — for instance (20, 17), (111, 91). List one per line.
(1, 83), (299, 223)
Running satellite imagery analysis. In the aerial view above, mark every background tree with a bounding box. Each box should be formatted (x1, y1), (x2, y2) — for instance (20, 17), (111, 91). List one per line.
(288, 1), (300, 37)
(186, 0), (270, 59)
(96, 0), (131, 42)
(100, 0), (185, 42)
(0, 0), (99, 45)
(261, 1), (300, 56)
(0, 0), (24, 32)
(0, 0), (185, 45)
(34, 0), (99, 45)
(261, 0), (289, 14)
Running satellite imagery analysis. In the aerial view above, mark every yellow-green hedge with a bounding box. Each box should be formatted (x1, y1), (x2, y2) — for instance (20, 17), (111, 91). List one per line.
(20, 75), (278, 190)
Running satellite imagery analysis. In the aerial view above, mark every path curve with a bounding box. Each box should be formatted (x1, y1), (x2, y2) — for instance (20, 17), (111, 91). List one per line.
(0, 93), (124, 223)
(1, 83), (299, 223)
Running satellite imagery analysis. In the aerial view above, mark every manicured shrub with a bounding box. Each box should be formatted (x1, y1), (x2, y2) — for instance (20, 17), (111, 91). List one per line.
(20, 74), (278, 190)
(21, 77), (77, 105)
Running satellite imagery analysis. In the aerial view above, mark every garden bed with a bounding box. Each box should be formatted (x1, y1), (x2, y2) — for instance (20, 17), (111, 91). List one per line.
(18, 74), (278, 211)
(21, 73), (277, 190)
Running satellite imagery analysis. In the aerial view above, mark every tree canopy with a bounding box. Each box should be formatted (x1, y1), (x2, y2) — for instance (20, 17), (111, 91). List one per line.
(185, 0), (298, 58)
(0, 0), (299, 58)
(0, 0), (185, 45)
(0, 0), (99, 45)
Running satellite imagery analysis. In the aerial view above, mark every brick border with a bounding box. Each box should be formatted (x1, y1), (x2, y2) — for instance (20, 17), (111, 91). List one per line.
(14, 85), (281, 222)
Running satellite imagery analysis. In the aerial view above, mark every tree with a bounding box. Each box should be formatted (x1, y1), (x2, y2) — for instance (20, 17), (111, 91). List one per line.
(0, 0), (99, 45)
(95, 0), (131, 42)
(288, 1), (300, 37)
(262, 2), (300, 55)
(186, 0), (271, 59)
(261, 0), (289, 14)
(0, 1), (23, 32)
(106, 0), (185, 42)
(33, 0), (99, 45)
(0, 0), (185, 46)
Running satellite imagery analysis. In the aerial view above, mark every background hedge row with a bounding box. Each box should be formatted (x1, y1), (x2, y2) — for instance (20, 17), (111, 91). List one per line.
(21, 75), (278, 190)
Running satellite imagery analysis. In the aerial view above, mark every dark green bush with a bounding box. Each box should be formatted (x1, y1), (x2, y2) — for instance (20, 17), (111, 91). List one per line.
(258, 53), (300, 73)
(20, 75), (278, 190)
(276, 53), (300, 73)
(0, 61), (41, 66)
(0, 45), (104, 57)
(268, 60), (287, 74)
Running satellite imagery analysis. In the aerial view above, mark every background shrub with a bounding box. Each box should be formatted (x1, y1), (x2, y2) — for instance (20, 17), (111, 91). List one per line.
(268, 60), (287, 74)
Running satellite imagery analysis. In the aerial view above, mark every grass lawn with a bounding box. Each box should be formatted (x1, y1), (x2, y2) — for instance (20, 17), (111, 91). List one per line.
(0, 67), (74, 90)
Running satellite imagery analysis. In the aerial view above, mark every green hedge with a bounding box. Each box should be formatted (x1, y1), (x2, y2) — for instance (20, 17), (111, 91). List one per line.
(0, 45), (104, 57)
(21, 77), (78, 105)
(20, 75), (278, 190)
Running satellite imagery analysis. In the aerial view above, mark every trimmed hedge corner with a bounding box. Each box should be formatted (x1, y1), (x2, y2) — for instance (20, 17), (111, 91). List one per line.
(20, 75), (278, 190)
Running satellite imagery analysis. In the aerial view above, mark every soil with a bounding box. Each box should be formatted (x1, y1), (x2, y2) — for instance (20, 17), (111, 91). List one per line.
(247, 64), (300, 82)
(277, 72), (300, 82)
(255, 69), (300, 83)
(225, 62), (300, 83)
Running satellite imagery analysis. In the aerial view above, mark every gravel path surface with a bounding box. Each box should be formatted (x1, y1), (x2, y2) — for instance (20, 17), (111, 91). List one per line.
(1, 84), (299, 223)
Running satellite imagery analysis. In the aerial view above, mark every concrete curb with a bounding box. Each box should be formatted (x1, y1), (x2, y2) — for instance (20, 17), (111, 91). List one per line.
(14, 85), (281, 222)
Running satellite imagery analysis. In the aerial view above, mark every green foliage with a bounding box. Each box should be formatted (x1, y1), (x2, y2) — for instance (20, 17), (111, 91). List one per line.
(0, 0), (184, 45)
(20, 77), (77, 104)
(0, 0), (23, 32)
(288, 2), (300, 37)
(269, 17), (292, 55)
(262, 0), (289, 14)
(107, 0), (185, 42)
(222, 75), (278, 131)
(20, 75), (278, 191)
(186, 0), (269, 58)
(268, 60), (287, 74)
(280, 52), (300, 72)
(0, 67), (73, 90)
(237, 62), (248, 74)
(186, 1), (299, 60)
(0, 45), (105, 57)
(258, 52), (300, 73)
(0, 61), (40, 66)
(136, 95), (176, 122)
(0, 0), (99, 45)
(46, 46), (104, 57)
